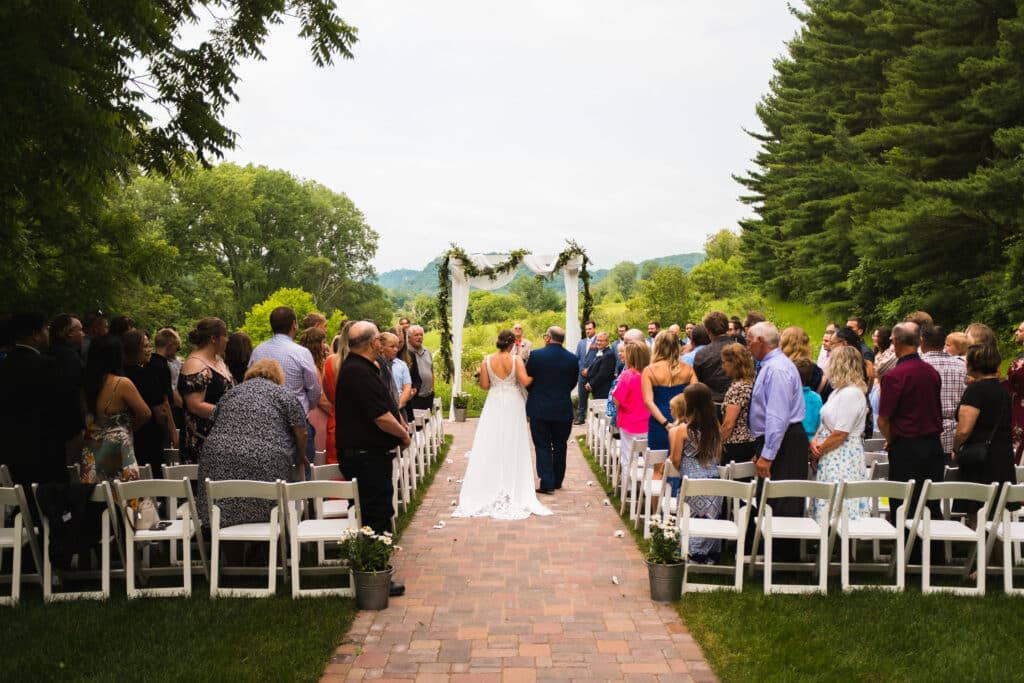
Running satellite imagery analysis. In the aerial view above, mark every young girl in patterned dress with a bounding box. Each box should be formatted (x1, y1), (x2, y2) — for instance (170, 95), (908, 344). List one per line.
(668, 383), (723, 564)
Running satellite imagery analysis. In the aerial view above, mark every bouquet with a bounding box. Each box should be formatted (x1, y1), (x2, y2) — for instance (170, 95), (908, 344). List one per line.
(338, 526), (398, 572)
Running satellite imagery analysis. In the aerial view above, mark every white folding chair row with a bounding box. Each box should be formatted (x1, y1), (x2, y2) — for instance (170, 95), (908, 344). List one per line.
(983, 482), (1024, 594)
(638, 450), (669, 538)
(311, 464), (352, 566)
(863, 438), (886, 453)
(585, 400), (606, 452)
(0, 483), (43, 605)
(619, 437), (647, 519)
(678, 476), (757, 593)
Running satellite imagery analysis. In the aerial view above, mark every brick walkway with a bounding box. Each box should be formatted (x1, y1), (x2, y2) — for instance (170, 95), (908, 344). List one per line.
(321, 420), (716, 682)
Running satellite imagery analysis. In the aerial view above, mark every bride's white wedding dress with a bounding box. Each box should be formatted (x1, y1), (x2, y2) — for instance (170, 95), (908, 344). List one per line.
(452, 354), (552, 520)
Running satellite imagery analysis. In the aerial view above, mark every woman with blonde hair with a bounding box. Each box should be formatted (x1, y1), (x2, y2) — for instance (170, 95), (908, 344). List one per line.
(298, 327), (331, 453)
(965, 322), (997, 350)
(642, 330), (695, 452)
(322, 320), (354, 464)
(810, 346), (870, 522)
(719, 343), (758, 465)
(781, 325), (823, 392)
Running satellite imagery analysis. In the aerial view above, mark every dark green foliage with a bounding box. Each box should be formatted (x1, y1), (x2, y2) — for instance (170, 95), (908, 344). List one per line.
(739, 0), (1024, 333)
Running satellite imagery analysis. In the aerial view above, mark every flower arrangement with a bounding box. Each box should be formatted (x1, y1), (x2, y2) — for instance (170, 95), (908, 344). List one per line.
(646, 518), (683, 565)
(338, 526), (398, 572)
(452, 391), (471, 409)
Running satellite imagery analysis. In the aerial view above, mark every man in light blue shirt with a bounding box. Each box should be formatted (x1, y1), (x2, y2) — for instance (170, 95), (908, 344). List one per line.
(249, 306), (322, 467)
(747, 321), (808, 560)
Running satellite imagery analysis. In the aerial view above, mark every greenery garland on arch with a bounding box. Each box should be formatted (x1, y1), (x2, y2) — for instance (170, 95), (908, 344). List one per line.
(436, 240), (592, 382)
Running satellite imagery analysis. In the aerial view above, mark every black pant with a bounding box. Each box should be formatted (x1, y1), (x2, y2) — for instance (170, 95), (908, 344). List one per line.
(888, 434), (945, 563)
(722, 440), (758, 466)
(339, 448), (395, 535)
(411, 393), (434, 411)
(753, 423), (810, 562)
(530, 419), (572, 490)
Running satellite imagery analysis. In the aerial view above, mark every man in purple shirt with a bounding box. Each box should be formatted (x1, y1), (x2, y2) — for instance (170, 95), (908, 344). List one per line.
(249, 306), (322, 467)
(748, 321), (808, 560)
(878, 322), (944, 553)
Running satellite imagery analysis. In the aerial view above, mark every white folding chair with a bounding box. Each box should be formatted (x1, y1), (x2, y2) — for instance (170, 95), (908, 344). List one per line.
(0, 483), (43, 605)
(863, 451), (888, 473)
(1015, 465), (1024, 484)
(412, 410), (431, 478)
(310, 464), (352, 565)
(679, 477), (756, 593)
(905, 480), (996, 596)
(638, 449), (669, 537)
(831, 480), (914, 592)
(752, 479), (836, 594)
(284, 480), (361, 597)
(619, 437), (647, 519)
(33, 481), (122, 601)
(137, 464), (153, 480)
(114, 478), (208, 598)
(163, 448), (181, 465)
(727, 460), (757, 482)
(206, 479), (285, 598)
(982, 482), (1024, 594)
(161, 464), (200, 566)
(313, 450), (327, 467)
(864, 438), (886, 453)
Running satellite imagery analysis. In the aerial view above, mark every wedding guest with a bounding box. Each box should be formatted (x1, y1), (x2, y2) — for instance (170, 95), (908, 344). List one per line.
(151, 327), (184, 443)
(224, 332), (253, 386)
(179, 317), (234, 462)
(322, 320), (355, 465)
(298, 326), (332, 453)
(380, 331), (413, 419)
(796, 359), (823, 444)
(954, 344), (1015, 521)
(781, 326), (824, 392)
(681, 325), (710, 368)
(965, 322), (998, 350)
(123, 330), (174, 473)
(719, 343), (757, 465)
(250, 307), (321, 465)
(80, 336), (150, 483)
(643, 330), (694, 453)
(302, 312), (327, 333)
(511, 323), (532, 362)
(846, 316), (875, 362)
(582, 332), (615, 400)
(945, 331), (969, 361)
(612, 342), (651, 469)
(612, 324), (629, 375)
(574, 320), (597, 424)
(920, 324), (967, 463)
(1006, 320), (1024, 463)
(816, 322), (838, 370)
(693, 311), (733, 402)
(408, 324), (435, 412)
(904, 310), (934, 327)
(809, 347), (869, 522)
(197, 359), (307, 528)
(108, 315), (135, 338)
(646, 321), (660, 348)
(48, 313), (86, 455)
(668, 384), (723, 563)
(81, 311), (109, 359)
(872, 326), (896, 379)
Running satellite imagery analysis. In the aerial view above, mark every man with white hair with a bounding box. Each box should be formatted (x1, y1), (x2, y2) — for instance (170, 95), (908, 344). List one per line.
(407, 324), (434, 411)
(511, 323), (532, 362)
(747, 321), (808, 559)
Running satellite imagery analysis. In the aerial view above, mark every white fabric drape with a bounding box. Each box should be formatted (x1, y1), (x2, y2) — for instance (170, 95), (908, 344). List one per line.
(448, 254), (583, 418)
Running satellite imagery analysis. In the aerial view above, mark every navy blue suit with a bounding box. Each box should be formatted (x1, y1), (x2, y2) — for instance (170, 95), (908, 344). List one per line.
(526, 342), (579, 491)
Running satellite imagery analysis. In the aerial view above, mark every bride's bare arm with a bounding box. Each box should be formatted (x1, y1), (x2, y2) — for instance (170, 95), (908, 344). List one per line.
(479, 358), (490, 390)
(515, 356), (533, 387)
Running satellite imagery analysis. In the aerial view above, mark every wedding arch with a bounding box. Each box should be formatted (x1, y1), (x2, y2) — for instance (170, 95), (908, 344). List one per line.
(436, 241), (593, 415)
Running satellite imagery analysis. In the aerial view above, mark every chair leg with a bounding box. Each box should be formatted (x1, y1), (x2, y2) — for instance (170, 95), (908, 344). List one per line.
(818, 535), (828, 593)
(763, 531), (773, 593)
(976, 536), (985, 596)
(101, 516), (110, 599)
(734, 539), (744, 591)
(1005, 534), (1014, 594)
(921, 528), (931, 594)
(210, 531), (220, 597)
(268, 533), (278, 594)
(291, 532), (301, 598)
(841, 535), (850, 591)
(183, 530), (192, 597)
(12, 524), (22, 605)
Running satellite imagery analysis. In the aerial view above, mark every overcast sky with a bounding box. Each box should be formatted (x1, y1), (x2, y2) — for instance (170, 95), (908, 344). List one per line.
(220, 1), (804, 273)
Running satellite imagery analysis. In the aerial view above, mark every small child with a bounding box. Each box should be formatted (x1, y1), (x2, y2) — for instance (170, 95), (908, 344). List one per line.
(795, 358), (822, 443)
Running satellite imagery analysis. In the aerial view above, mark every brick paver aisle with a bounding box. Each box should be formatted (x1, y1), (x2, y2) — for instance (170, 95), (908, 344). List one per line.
(322, 420), (716, 682)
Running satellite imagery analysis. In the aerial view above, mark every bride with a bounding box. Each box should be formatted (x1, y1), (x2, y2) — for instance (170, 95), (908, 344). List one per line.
(453, 329), (552, 519)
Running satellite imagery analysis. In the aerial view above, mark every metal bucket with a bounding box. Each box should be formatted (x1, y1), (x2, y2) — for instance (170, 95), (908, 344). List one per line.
(352, 567), (394, 610)
(646, 560), (684, 602)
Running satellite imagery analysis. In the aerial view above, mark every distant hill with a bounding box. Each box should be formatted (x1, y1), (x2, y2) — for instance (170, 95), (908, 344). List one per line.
(376, 253), (705, 297)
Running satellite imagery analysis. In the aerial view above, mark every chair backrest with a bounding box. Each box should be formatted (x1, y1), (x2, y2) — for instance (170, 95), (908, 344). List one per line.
(205, 479), (282, 503)
(680, 476), (756, 501)
(863, 451), (887, 469)
(716, 464), (730, 479)
(762, 479), (835, 502)
(162, 464), (199, 481)
(836, 479), (913, 506)
(138, 464), (153, 480)
(727, 460), (757, 481)
(283, 480), (358, 503)
(313, 450), (327, 466)
(868, 461), (889, 481)
(311, 464), (343, 481)
(943, 465), (959, 482)
(163, 448), (181, 465)
(1015, 465), (1024, 484)
(643, 449), (669, 469)
(991, 482), (1024, 520)
(923, 480), (997, 505)
(864, 438), (886, 452)
(0, 483), (26, 507)
(630, 437), (648, 457)
(114, 477), (192, 504)
(0, 464), (11, 487)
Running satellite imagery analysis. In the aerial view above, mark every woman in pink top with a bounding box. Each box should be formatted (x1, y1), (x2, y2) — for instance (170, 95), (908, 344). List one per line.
(612, 342), (651, 468)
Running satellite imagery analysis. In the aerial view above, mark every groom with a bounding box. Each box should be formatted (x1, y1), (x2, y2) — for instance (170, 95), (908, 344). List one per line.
(525, 326), (579, 494)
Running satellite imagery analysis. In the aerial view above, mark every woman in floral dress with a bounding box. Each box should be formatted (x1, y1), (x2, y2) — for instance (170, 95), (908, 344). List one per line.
(178, 317), (235, 462)
(810, 346), (870, 522)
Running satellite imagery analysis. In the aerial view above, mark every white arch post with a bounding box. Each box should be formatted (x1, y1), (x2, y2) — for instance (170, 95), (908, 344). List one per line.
(448, 254), (583, 419)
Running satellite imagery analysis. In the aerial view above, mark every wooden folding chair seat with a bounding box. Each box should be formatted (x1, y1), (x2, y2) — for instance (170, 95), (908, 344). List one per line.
(831, 480), (914, 592)
(751, 479), (836, 594)
(206, 479), (285, 598)
(113, 477), (208, 598)
(904, 480), (997, 596)
(679, 477), (756, 593)
(283, 480), (361, 597)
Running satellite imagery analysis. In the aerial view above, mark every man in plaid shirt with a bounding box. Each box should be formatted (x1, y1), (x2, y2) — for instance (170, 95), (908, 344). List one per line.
(919, 323), (966, 464)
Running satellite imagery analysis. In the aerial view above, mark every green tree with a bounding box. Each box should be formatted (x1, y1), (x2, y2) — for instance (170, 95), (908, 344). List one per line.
(469, 291), (524, 324)
(703, 230), (742, 262)
(241, 288), (320, 344)
(637, 267), (695, 327)
(0, 2), (357, 312)
(608, 261), (638, 299)
(509, 275), (562, 312)
(689, 257), (744, 301)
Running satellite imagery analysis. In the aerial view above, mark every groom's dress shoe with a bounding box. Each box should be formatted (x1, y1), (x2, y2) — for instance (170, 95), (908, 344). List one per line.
(535, 488), (554, 495)
(572, 419), (585, 425)
(389, 580), (406, 597)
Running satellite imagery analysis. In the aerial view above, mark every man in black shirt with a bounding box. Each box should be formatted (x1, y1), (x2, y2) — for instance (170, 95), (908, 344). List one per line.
(336, 321), (412, 596)
(693, 310), (734, 403)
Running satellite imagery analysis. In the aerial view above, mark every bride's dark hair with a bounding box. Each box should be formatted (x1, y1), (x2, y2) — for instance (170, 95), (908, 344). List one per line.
(496, 329), (515, 351)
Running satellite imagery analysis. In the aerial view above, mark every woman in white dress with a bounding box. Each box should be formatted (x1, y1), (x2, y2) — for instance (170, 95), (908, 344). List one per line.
(810, 346), (870, 522)
(453, 330), (553, 520)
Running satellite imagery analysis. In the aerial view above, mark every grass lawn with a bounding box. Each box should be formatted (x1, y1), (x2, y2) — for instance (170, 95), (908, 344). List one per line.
(1, 436), (452, 682)
(575, 435), (1024, 683)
